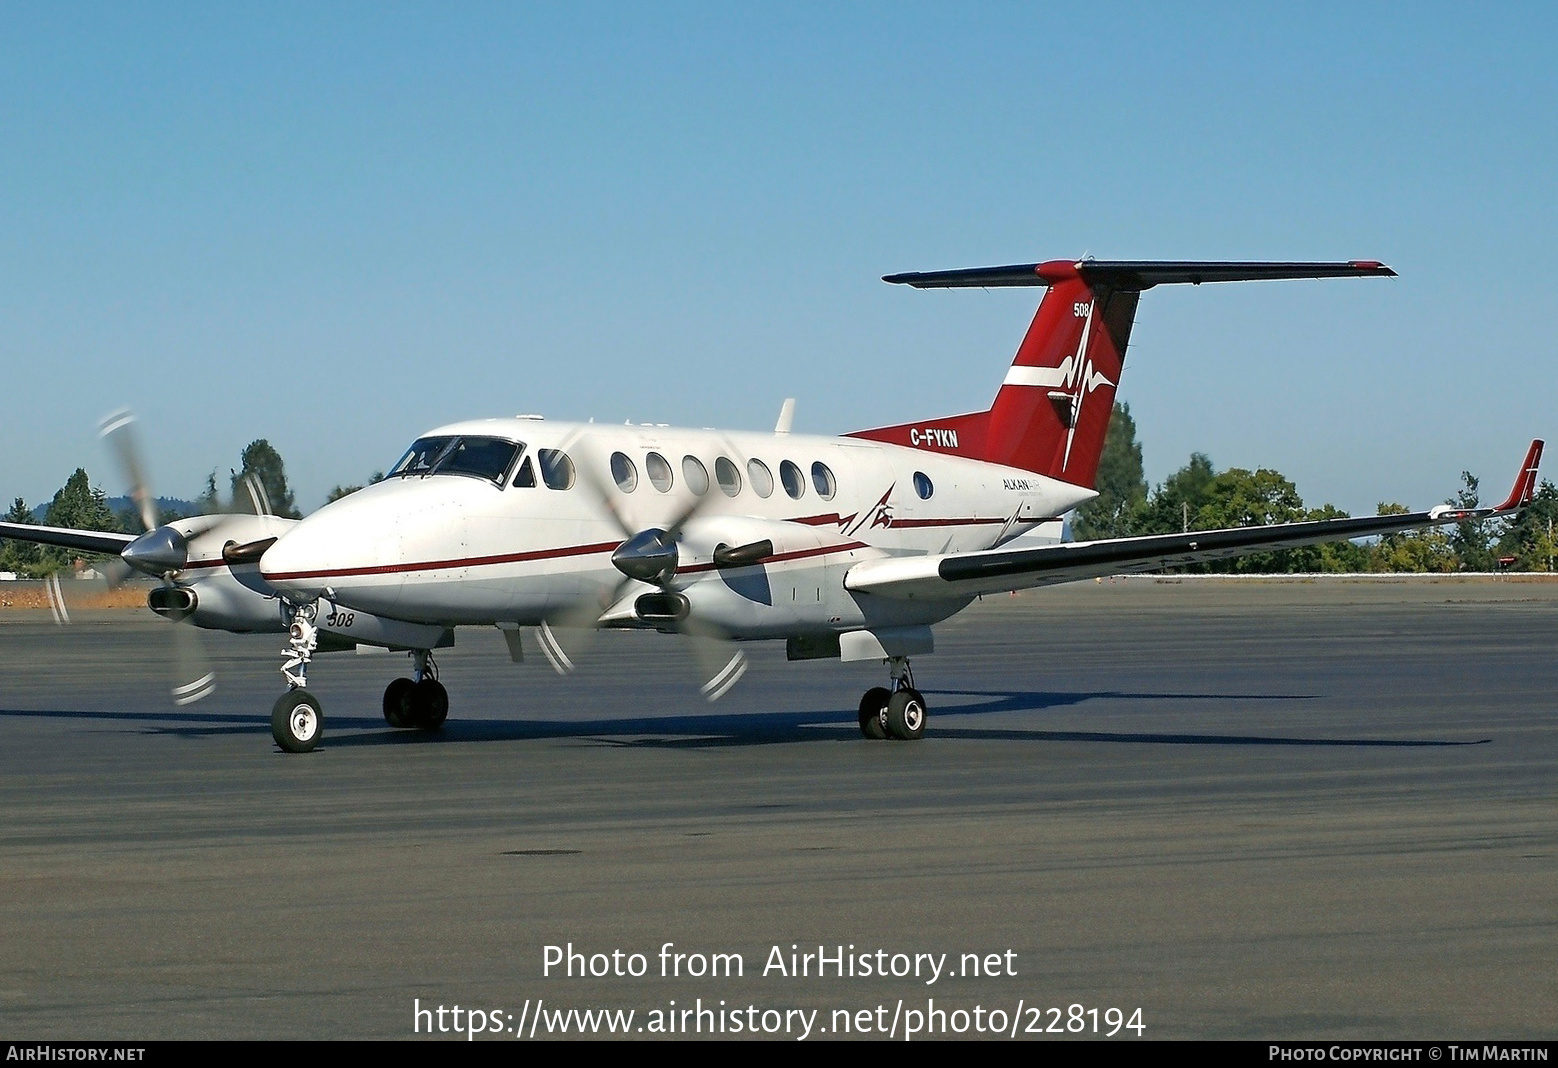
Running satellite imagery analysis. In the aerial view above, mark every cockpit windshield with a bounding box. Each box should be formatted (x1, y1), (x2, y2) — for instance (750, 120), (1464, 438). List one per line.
(390, 435), (522, 486)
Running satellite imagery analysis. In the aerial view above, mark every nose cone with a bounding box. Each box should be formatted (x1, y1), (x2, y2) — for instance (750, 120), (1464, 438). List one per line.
(259, 522), (334, 602)
(260, 486), (405, 605)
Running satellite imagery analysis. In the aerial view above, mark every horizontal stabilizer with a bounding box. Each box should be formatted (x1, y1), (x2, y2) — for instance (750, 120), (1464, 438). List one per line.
(884, 259), (1396, 291)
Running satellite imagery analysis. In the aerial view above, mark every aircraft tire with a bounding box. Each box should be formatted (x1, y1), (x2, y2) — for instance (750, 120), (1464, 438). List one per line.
(413, 678), (449, 730)
(272, 689), (324, 753)
(858, 687), (891, 740)
(885, 688), (927, 741)
(383, 677), (417, 728)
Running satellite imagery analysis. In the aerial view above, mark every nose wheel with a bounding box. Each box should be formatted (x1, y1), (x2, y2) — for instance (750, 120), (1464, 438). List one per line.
(858, 657), (927, 741)
(272, 689), (323, 753)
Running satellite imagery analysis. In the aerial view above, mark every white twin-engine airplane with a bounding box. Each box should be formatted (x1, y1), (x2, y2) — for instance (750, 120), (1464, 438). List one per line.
(3, 259), (1544, 753)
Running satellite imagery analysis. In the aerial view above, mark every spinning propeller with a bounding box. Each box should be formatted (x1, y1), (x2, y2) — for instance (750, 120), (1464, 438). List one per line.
(535, 434), (758, 702)
(90, 408), (250, 705)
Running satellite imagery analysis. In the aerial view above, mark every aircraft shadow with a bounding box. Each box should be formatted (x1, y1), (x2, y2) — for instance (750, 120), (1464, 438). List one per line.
(0, 689), (1490, 752)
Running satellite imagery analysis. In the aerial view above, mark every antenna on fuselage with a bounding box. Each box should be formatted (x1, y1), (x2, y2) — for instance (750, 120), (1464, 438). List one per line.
(775, 398), (795, 435)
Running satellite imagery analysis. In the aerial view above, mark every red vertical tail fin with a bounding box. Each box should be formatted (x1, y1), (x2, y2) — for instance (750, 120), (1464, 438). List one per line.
(850, 259), (1395, 488)
(983, 262), (1131, 485)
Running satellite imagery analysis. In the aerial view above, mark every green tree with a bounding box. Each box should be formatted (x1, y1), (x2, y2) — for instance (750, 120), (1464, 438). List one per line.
(1073, 402), (1148, 540)
(44, 469), (121, 533)
(1368, 502), (1458, 572)
(1446, 472), (1498, 572)
(325, 470), (385, 505)
(230, 439), (300, 518)
(1282, 503), (1371, 573)
(196, 471), (222, 514)
(0, 497), (43, 577)
(1136, 452), (1217, 535)
(1128, 455), (1371, 572)
(1191, 467), (1364, 573)
(1496, 478), (1558, 571)
(41, 469), (123, 574)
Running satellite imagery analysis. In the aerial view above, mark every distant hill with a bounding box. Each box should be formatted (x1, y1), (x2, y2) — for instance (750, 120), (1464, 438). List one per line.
(30, 497), (201, 526)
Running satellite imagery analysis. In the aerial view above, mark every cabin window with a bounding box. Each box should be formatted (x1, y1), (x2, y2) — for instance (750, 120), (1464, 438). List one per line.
(913, 471), (934, 499)
(747, 459), (774, 498)
(715, 456), (742, 497)
(780, 460), (805, 500)
(538, 449), (576, 490)
(682, 455), (710, 496)
(646, 452), (674, 492)
(811, 461), (837, 500)
(679, 455), (710, 495)
(610, 452), (638, 493)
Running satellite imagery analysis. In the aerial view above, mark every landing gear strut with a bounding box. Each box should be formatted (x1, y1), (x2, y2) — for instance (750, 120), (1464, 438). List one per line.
(272, 601), (323, 753)
(383, 649), (448, 730)
(858, 657), (927, 741)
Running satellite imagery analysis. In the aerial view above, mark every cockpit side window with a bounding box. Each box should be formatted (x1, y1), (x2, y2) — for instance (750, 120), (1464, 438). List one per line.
(513, 456), (537, 488)
(539, 449), (576, 490)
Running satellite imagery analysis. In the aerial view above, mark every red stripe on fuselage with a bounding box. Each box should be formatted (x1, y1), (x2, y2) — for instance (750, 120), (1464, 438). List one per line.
(262, 537), (871, 583)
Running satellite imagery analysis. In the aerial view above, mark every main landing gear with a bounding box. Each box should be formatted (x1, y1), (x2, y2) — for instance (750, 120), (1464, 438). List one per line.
(382, 649), (448, 731)
(858, 657), (927, 742)
(269, 600), (448, 753)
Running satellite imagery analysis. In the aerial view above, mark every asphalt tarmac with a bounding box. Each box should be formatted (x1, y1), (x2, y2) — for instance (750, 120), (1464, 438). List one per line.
(1, 577), (1554, 1041)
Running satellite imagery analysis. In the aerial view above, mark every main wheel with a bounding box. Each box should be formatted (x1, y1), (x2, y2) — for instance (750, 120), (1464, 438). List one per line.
(858, 686), (891, 740)
(413, 678), (448, 729)
(383, 677), (417, 728)
(272, 689), (324, 753)
(885, 688), (927, 741)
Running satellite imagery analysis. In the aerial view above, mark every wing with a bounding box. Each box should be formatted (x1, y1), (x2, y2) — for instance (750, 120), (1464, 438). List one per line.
(846, 441), (1544, 600)
(0, 521), (135, 556)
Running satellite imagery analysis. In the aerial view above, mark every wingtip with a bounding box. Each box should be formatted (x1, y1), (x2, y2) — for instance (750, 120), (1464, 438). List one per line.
(1492, 439), (1544, 513)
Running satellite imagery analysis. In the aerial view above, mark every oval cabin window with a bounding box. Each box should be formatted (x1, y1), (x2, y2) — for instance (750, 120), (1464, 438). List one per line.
(682, 455), (710, 496)
(610, 452), (638, 493)
(811, 461), (837, 501)
(646, 452), (674, 492)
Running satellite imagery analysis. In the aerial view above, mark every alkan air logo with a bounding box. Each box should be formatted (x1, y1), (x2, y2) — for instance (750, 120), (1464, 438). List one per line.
(1001, 300), (1116, 471)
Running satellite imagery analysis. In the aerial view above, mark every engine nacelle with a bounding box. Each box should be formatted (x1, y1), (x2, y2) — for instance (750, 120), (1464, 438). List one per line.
(659, 516), (966, 638)
(153, 569), (289, 632)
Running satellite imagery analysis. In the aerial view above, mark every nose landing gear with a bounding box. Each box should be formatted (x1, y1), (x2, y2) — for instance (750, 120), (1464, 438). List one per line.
(272, 601), (323, 753)
(857, 657), (927, 741)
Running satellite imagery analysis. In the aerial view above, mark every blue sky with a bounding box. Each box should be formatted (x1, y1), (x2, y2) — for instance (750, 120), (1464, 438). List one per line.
(2, 3), (1554, 514)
